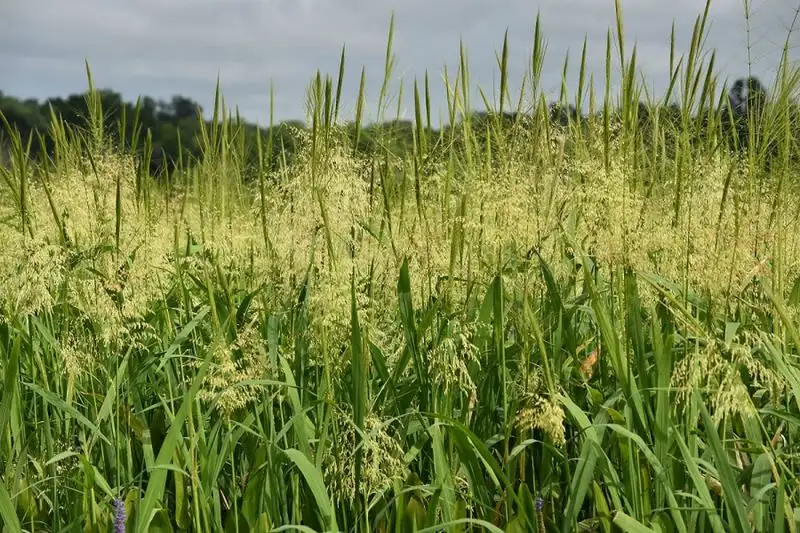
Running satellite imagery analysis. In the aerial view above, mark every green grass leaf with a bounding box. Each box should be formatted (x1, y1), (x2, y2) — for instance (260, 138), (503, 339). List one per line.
(0, 483), (21, 533)
(283, 448), (337, 531)
(136, 334), (213, 532)
(613, 511), (657, 533)
(695, 390), (751, 533)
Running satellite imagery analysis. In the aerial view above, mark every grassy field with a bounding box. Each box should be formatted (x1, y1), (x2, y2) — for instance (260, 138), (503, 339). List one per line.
(3, 3), (800, 532)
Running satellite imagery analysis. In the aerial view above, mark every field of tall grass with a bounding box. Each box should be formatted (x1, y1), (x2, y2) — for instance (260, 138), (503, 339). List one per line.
(3, 2), (800, 531)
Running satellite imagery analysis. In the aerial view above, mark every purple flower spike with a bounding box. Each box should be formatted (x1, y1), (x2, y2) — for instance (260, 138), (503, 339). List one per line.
(535, 496), (546, 532)
(113, 498), (127, 533)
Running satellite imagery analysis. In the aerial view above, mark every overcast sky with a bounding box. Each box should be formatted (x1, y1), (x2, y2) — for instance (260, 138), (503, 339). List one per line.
(1, 0), (798, 125)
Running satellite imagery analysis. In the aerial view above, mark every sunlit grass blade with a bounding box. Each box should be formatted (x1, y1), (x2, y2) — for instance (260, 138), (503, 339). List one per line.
(350, 271), (367, 520)
(283, 448), (338, 531)
(613, 511), (656, 533)
(695, 390), (751, 533)
(0, 483), (22, 533)
(136, 343), (213, 532)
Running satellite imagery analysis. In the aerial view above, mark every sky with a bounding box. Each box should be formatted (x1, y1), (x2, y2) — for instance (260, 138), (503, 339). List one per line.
(1, 0), (798, 126)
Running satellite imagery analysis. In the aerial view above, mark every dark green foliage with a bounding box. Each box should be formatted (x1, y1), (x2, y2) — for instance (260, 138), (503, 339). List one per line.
(2, 74), (793, 182)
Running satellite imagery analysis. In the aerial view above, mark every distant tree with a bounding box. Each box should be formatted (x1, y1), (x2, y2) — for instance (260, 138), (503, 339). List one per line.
(728, 76), (766, 117)
(549, 102), (578, 126)
(0, 93), (47, 143)
(0, 88), (317, 183)
(167, 95), (203, 121)
(724, 76), (768, 151)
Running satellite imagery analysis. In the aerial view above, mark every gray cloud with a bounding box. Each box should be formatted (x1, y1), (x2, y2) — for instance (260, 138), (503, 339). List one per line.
(1, 0), (797, 125)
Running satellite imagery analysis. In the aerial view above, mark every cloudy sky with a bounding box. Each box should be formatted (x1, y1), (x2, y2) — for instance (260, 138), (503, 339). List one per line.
(1, 0), (798, 125)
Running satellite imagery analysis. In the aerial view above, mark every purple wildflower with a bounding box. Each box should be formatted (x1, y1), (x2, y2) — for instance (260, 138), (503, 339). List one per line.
(535, 496), (546, 532)
(113, 498), (126, 533)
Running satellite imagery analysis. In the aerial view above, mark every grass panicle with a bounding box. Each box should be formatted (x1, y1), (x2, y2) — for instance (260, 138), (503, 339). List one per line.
(1, 2), (800, 531)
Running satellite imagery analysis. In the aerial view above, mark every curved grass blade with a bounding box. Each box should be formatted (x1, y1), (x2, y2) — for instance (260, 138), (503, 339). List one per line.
(0, 484), (21, 533)
(695, 390), (750, 533)
(673, 426), (726, 533)
(283, 448), (338, 532)
(23, 381), (112, 446)
(136, 344), (213, 532)
(613, 511), (657, 533)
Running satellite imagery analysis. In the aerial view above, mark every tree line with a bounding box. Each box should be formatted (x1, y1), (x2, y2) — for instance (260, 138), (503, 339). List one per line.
(0, 75), (792, 179)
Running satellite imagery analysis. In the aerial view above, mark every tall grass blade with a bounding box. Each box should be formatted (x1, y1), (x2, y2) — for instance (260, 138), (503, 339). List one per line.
(283, 449), (338, 531)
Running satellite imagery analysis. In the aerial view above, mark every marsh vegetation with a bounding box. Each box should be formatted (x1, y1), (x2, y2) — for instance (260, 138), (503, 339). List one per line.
(2, 2), (800, 532)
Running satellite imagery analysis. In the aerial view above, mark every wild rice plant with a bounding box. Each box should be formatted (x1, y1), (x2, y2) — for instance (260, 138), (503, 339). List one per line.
(1, 1), (800, 532)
